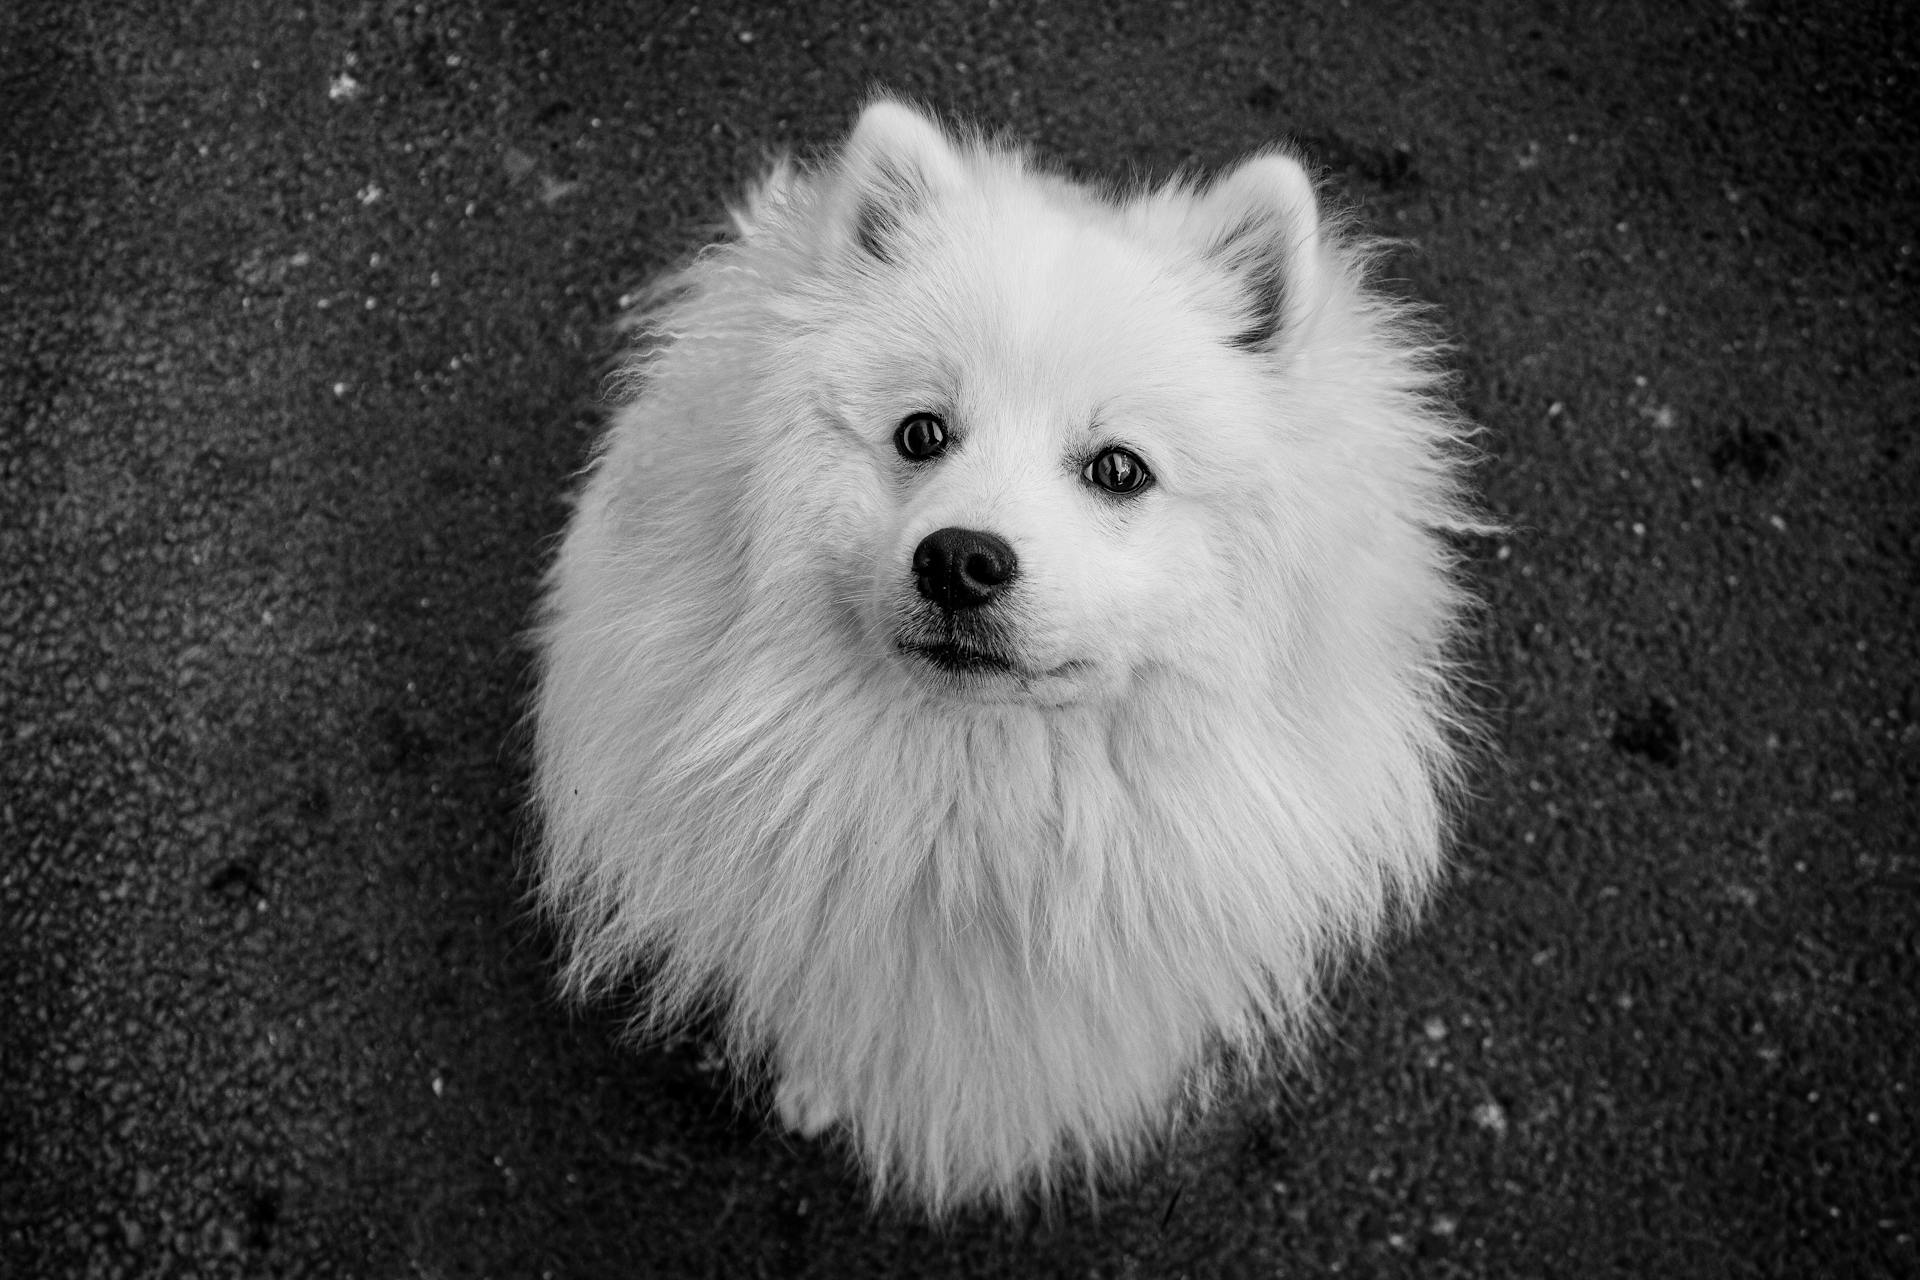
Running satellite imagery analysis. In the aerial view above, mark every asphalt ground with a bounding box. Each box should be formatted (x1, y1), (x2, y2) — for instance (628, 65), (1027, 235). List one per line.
(2, 1), (1914, 1276)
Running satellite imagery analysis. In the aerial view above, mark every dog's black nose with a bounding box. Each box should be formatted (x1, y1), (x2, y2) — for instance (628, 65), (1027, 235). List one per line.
(912, 527), (1018, 611)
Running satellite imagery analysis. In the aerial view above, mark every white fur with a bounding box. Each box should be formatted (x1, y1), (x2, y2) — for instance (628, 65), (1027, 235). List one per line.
(532, 99), (1483, 1212)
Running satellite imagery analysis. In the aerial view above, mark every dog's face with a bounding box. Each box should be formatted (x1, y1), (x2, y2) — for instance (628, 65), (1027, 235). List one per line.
(811, 217), (1303, 706)
(850, 242), (1259, 706)
(742, 103), (1324, 707)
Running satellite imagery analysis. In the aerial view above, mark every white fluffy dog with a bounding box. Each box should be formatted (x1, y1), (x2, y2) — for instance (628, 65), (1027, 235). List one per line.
(531, 99), (1482, 1212)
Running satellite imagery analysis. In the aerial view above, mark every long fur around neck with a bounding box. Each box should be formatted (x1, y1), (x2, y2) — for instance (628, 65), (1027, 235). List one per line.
(532, 100), (1482, 1211)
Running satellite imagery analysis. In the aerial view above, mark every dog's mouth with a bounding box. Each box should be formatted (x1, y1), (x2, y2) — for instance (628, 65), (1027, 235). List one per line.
(896, 639), (1021, 675)
(893, 638), (1094, 691)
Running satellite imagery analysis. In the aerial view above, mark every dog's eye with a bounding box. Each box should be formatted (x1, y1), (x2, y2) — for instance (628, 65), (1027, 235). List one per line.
(1083, 447), (1153, 495)
(894, 412), (948, 461)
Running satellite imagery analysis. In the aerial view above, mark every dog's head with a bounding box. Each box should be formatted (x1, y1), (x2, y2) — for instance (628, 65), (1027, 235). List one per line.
(735, 101), (1334, 707)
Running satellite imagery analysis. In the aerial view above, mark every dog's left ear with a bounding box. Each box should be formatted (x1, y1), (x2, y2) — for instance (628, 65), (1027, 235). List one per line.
(831, 99), (965, 264)
(1190, 154), (1323, 352)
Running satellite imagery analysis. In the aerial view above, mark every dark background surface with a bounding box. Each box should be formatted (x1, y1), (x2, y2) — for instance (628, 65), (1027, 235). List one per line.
(3, 0), (1915, 1275)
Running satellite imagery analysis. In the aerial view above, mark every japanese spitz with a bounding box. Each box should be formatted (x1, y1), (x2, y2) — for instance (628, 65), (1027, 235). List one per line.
(532, 99), (1483, 1212)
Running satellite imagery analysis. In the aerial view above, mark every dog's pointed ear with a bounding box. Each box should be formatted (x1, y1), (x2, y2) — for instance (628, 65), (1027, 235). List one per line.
(1190, 153), (1323, 352)
(832, 99), (964, 263)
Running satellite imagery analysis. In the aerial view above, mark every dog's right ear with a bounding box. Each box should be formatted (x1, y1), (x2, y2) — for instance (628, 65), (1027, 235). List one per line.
(830, 99), (964, 264)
